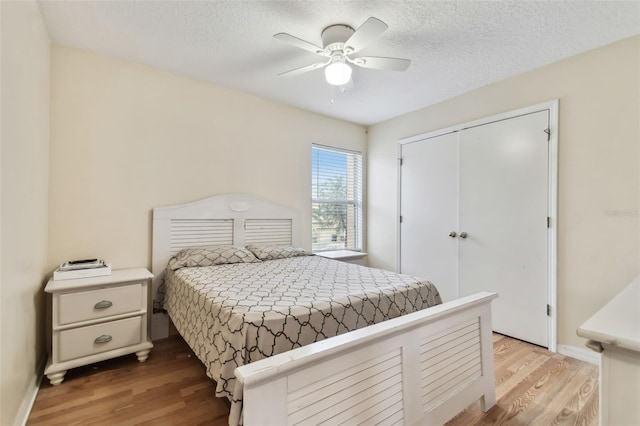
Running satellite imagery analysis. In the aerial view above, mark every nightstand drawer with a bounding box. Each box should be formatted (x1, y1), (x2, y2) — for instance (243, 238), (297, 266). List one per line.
(58, 316), (142, 362)
(58, 283), (143, 325)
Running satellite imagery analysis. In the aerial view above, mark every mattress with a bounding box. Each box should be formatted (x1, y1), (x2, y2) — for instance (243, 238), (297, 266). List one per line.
(163, 255), (441, 420)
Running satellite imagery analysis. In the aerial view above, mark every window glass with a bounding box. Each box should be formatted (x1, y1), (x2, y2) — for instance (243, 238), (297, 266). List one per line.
(312, 145), (362, 251)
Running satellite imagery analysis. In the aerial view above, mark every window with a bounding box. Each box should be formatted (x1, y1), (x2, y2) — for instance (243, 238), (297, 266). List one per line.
(311, 145), (363, 252)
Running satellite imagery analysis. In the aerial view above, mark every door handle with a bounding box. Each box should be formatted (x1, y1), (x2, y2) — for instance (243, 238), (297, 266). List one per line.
(459, 232), (468, 239)
(448, 231), (457, 238)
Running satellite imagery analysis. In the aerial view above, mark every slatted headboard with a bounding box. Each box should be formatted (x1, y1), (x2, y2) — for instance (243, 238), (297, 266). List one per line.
(150, 193), (301, 339)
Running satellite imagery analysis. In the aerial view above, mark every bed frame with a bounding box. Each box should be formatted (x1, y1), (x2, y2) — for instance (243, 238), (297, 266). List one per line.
(237, 291), (497, 425)
(151, 194), (497, 425)
(151, 193), (301, 339)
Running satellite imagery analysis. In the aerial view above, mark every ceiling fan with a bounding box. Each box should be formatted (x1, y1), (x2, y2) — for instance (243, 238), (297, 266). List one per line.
(274, 17), (411, 86)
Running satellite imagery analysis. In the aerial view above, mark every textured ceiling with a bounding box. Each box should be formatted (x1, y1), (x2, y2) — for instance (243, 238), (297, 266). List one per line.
(37, 0), (640, 125)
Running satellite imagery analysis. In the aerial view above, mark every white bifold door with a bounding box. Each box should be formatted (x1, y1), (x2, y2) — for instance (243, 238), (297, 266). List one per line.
(400, 110), (550, 347)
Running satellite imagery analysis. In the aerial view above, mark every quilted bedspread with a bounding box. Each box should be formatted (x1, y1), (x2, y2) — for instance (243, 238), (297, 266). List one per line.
(163, 255), (441, 423)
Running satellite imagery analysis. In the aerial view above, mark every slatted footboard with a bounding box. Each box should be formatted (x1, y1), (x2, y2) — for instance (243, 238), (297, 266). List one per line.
(235, 291), (497, 426)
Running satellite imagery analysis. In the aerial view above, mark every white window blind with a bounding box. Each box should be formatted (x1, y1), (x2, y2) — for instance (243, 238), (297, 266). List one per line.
(312, 145), (363, 252)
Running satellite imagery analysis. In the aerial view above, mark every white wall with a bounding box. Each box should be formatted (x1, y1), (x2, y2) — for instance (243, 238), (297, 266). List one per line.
(0, 1), (50, 424)
(367, 36), (640, 349)
(48, 45), (366, 272)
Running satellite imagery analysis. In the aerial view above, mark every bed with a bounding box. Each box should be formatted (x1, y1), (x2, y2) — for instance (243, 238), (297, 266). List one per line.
(151, 194), (497, 426)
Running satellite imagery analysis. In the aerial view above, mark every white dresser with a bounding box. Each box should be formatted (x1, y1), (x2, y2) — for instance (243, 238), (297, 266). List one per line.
(577, 275), (640, 426)
(44, 267), (154, 385)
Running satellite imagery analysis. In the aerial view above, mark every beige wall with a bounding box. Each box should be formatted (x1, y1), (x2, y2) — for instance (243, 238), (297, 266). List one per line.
(367, 36), (640, 348)
(48, 45), (366, 272)
(0, 1), (50, 424)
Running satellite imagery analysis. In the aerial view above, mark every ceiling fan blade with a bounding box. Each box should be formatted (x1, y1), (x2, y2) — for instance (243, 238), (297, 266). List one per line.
(278, 60), (330, 77)
(352, 56), (411, 71)
(274, 32), (326, 56)
(344, 17), (388, 54)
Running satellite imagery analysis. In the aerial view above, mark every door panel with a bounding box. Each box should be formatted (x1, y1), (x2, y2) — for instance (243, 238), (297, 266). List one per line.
(458, 111), (549, 346)
(400, 133), (459, 303)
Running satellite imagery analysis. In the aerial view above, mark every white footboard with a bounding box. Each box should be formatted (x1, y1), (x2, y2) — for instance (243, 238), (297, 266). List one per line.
(235, 291), (497, 426)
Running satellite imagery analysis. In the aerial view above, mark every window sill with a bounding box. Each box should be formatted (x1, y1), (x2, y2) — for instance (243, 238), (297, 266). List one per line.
(314, 250), (368, 261)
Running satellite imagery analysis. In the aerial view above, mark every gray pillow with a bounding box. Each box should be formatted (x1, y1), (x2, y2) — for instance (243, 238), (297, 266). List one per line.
(168, 246), (260, 270)
(245, 245), (313, 261)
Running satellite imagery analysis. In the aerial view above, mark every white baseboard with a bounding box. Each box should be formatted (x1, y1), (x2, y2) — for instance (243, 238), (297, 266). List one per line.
(558, 344), (601, 365)
(16, 354), (47, 426)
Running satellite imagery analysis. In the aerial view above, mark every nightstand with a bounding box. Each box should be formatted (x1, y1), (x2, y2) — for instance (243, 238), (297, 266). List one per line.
(44, 267), (154, 385)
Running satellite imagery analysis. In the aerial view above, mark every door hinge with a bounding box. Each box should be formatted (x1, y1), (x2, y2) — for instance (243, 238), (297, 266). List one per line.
(546, 304), (551, 316)
(544, 128), (551, 141)
(399, 215), (403, 223)
(399, 158), (403, 166)
(547, 217), (551, 228)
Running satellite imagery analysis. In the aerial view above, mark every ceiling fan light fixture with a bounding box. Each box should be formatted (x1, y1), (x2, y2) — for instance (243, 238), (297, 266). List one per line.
(325, 60), (352, 86)
(276, 17), (410, 85)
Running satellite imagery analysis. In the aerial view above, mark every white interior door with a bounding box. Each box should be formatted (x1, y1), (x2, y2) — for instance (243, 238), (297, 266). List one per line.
(400, 133), (459, 302)
(458, 111), (549, 347)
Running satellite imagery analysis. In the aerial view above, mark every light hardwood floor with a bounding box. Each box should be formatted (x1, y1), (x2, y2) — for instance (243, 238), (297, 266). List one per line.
(446, 334), (598, 426)
(28, 333), (598, 425)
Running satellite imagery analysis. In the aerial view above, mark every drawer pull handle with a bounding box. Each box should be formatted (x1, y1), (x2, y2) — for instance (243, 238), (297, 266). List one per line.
(94, 335), (113, 344)
(94, 300), (113, 309)
(585, 339), (603, 353)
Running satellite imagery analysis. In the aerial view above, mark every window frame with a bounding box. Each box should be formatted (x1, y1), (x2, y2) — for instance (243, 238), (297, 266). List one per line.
(311, 144), (363, 253)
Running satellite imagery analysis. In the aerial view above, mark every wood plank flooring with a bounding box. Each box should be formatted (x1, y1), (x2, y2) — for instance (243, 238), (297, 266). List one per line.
(28, 337), (229, 426)
(28, 333), (598, 425)
(445, 334), (598, 426)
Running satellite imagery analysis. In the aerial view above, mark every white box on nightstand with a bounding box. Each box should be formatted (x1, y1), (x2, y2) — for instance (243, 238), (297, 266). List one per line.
(44, 267), (154, 385)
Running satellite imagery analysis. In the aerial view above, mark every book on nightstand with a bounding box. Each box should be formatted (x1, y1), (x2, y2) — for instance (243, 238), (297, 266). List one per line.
(53, 259), (112, 280)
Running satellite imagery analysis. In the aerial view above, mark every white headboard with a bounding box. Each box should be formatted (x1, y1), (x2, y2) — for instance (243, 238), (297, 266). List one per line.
(150, 193), (301, 339)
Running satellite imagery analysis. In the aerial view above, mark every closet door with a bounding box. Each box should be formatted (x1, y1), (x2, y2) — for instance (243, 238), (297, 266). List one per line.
(458, 111), (549, 347)
(399, 132), (459, 303)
